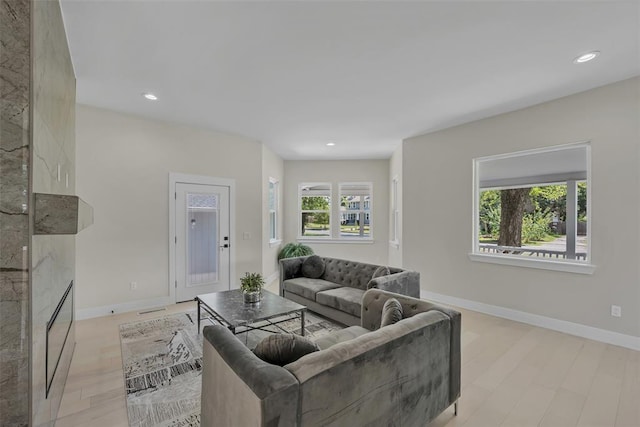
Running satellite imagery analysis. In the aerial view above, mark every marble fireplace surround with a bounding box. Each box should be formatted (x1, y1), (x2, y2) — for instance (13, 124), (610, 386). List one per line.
(33, 193), (94, 235)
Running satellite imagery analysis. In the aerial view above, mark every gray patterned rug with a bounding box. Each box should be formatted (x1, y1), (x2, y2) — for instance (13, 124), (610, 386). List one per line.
(119, 310), (342, 427)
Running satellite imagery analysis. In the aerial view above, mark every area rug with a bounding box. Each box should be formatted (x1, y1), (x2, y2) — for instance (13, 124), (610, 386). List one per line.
(119, 310), (342, 427)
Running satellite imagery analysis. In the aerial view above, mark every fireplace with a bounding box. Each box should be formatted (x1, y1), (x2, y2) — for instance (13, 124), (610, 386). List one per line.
(46, 280), (74, 397)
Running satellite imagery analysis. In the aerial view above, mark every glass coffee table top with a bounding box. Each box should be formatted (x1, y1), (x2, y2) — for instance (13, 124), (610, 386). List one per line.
(196, 289), (307, 335)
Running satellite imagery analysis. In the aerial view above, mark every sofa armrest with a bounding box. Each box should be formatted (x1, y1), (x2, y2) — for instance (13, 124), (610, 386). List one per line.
(360, 289), (461, 406)
(201, 326), (299, 427)
(279, 256), (307, 296)
(284, 310), (452, 426)
(367, 270), (420, 298)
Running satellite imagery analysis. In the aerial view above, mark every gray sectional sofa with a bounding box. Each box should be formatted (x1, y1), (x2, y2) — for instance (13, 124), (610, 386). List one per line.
(279, 255), (420, 326)
(200, 289), (461, 426)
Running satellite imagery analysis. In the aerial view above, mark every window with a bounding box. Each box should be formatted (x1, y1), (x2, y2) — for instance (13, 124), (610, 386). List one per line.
(471, 143), (594, 274)
(268, 178), (279, 244)
(390, 176), (399, 246)
(339, 183), (372, 239)
(299, 183), (331, 238)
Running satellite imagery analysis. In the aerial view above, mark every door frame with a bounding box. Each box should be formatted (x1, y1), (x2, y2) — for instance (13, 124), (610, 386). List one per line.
(169, 173), (236, 303)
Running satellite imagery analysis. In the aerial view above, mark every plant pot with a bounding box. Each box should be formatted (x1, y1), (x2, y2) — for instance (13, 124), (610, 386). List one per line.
(243, 290), (261, 304)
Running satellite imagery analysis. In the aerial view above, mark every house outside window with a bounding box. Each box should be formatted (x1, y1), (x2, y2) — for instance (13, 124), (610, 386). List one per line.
(268, 178), (280, 244)
(299, 183), (331, 238)
(471, 142), (594, 274)
(339, 183), (372, 239)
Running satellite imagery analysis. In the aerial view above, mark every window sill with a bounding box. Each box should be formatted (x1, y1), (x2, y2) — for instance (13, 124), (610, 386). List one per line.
(468, 253), (595, 274)
(269, 239), (282, 248)
(297, 238), (375, 245)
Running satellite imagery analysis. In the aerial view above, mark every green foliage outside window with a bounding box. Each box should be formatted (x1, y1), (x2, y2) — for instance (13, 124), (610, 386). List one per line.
(479, 183), (587, 245)
(301, 195), (330, 235)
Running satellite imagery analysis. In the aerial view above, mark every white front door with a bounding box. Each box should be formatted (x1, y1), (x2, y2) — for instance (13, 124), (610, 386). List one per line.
(175, 183), (230, 301)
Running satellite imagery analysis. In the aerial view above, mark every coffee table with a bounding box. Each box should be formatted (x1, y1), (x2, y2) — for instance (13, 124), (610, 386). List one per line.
(195, 289), (307, 336)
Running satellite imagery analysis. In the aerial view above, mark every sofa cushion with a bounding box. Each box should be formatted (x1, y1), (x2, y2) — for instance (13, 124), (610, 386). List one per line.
(312, 326), (370, 350)
(253, 333), (320, 366)
(316, 287), (366, 317)
(301, 255), (325, 279)
(380, 298), (403, 327)
(283, 278), (342, 301)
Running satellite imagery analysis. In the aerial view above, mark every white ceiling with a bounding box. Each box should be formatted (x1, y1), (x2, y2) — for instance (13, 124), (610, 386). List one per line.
(60, 1), (639, 160)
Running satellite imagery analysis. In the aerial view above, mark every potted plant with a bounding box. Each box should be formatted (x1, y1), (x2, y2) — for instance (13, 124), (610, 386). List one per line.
(278, 242), (314, 260)
(240, 272), (265, 303)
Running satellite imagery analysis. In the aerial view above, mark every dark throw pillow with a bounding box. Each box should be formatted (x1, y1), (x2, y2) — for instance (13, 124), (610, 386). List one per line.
(371, 265), (391, 279)
(253, 333), (320, 366)
(380, 298), (403, 328)
(301, 255), (325, 279)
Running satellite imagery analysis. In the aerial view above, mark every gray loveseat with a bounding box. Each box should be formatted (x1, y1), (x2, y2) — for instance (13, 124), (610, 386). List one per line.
(201, 289), (461, 426)
(279, 256), (420, 326)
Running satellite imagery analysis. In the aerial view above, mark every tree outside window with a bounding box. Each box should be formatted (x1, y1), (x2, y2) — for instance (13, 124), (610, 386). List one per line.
(480, 183), (587, 252)
(299, 183), (331, 237)
(475, 143), (589, 263)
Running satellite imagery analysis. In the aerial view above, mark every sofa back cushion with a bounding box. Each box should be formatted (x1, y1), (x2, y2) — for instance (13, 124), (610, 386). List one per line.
(322, 258), (394, 290)
(284, 311), (451, 426)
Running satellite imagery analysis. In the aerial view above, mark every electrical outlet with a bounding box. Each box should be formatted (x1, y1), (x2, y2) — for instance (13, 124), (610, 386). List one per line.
(611, 305), (622, 317)
(130, 281), (137, 290)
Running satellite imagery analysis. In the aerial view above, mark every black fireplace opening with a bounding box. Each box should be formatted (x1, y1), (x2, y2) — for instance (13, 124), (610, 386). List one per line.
(46, 280), (74, 397)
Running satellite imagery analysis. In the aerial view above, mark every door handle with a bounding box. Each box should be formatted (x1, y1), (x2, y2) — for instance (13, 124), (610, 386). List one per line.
(219, 243), (229, 249)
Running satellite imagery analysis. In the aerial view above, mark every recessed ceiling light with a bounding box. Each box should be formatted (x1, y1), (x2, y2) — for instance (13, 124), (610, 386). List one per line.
(142, 92), (158, 100)
(326, 142), (336, 146)
(573, 51), (600, 64)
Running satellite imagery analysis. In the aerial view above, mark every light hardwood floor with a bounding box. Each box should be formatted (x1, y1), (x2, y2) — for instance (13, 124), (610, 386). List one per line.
(56, 301), (639, 427)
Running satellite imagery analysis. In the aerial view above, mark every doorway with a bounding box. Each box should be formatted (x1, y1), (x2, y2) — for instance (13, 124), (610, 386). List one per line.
(170, 174), (234, 302)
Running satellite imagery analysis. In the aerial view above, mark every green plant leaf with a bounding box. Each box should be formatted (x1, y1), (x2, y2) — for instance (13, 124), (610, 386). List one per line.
(278, 243), (314, 260)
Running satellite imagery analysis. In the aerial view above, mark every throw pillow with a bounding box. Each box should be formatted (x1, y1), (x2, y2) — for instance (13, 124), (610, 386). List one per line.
(371, 265), (391, 279)
(380, 298), (403, 328)
(253, 333), (320, 366)
(301, 255), (325, 279)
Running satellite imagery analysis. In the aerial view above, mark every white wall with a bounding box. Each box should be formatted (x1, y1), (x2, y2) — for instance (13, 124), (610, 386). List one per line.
(388, 145), (403, 268)
(76, 105), (263, 314)
(283, 160), (389, 265)
(262, 145), (284, 282)
(403, 77), (640, 339)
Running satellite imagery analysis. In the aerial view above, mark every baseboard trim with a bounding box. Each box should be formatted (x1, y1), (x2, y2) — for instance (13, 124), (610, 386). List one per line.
(421, 290), (640, 351)
(76, 296), (174, 320)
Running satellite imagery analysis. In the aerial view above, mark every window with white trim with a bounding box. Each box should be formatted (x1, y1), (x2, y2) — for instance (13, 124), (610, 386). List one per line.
(471, 143), (593, 274)
(299, 183), (331, 238)
(390, 176), (399, 245)
(268, 178), (279, 243)
(339, 183), (372, 239)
